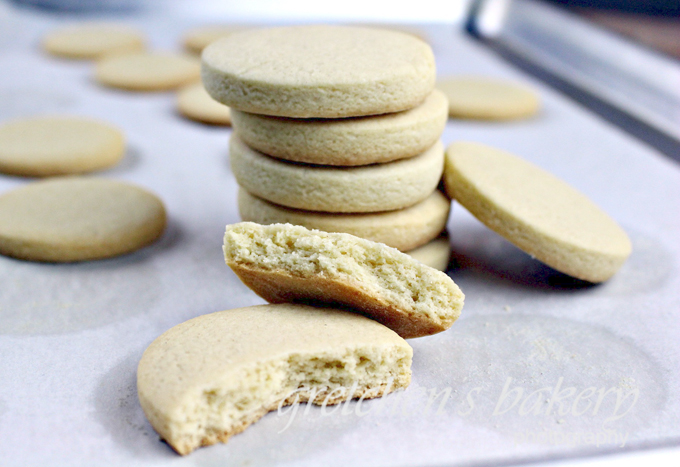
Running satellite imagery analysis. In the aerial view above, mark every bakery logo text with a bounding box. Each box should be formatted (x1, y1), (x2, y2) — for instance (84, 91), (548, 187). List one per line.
(276, 376), (639, 448)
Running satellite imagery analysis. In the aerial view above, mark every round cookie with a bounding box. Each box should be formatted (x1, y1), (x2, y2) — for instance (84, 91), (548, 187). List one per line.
(177, 83), (231, 125)
(406, 235), (451, 271)
(202, 25), (435, 118)
(0, 177), (166, 262)
(238, 188), (450, 251)
(182, 25), (250, 55)
(0, 116), (125, 177)
(230, 135), (444, 213)
(138, 304), (412, 455)
(231, 90), (448, 166)
(43, 23), (145, 60)
(95, 53), (201, 91)
(443, 142), (631, 282)
(223, 222), (465, 338)
(437, 77), (539, 120)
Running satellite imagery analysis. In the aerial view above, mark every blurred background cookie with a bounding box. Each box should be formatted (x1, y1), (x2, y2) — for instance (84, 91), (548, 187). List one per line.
(176, 83), (231, 125)
(0, 116), (125, 177)
(95, 52), (200, 91)
(43, 23), (145, 59)
(182, 24), (251, 55)
(437, 77), (540, 120)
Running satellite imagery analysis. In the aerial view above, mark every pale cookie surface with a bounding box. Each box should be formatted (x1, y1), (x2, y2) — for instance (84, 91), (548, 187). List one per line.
(238, 188), (450, 251)
(230, 135), (444, 213)
(202, 25), (435, 118)
(223, 222), (464, 338)
(0, 177), (166, 262)
(138, 304), (412, 455)
(177, 83), (231, 125)
(231, 90), (448, 166)
(444, 142), (631, 282)
(406, 235), (451, 271)
(182, 25), (251, 54)
(437, 77), (539, 120)
(0, 117), (125, 177)
(43, 24), (145, 59)
(95, 53), (200, 91)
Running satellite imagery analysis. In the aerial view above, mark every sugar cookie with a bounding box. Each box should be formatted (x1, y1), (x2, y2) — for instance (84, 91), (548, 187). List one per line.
(230, 135), (444, 213)
(238, 188), (449, 251)
(202, 25), (435, 118)
(177, 83), (231, 125)
(138, 303), (412, 455)
(437, 77), (539, 120)
(0, 116), (125, 177)
(407, 235), (451, 271)
(444, 142), (631, 282)
(231, 90), (447, 166)
(95, 53), (200, 91)
(223, 222), (465, 338)
(182, 25), (250, 55)
(43, 24), (145, 60)
(0, 177), (166, 262)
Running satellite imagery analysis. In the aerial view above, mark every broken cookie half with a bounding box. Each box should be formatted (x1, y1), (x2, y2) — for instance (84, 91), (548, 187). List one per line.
(223, 222), (465, 338)
(137, 304), (412, 455)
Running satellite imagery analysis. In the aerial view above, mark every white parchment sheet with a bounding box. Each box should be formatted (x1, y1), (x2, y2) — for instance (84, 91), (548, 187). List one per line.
(0, 6), (679, 467)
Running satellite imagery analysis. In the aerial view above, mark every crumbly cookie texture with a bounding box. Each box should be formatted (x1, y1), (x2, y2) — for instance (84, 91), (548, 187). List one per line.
(0, 177), (166, 262)
(43, 23), (145, 60)
(223, 222), (464, 338)
(202, 25), (435, 118)
(231, 90), (448, 166)
(444, 142), (631, 282)
(137, 304), (412, 455)
(238, 188), (450, 252)
(177, 83), (231, 125)
(437, 77), (540, 120)
(0, 116), (125, 177)
(230, 134), (444, 213)
(95, 52), (200, 91)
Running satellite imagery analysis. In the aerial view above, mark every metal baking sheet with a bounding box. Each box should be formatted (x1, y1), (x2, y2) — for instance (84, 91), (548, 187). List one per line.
(1, 6), (679, 466)
(467, 0), (680, 160)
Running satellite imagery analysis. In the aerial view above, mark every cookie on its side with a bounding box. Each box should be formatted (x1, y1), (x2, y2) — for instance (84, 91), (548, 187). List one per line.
(138, 304), (412, 455)
(231, 90), (448, 166)
(0, 116), (125, 177)
(223, 222), (464, 338)
(437, 77), (539, 120)
(230, 135), (444, 213)
(0, 177), (166, 262)
(444, 142), (631, 282)
(177, 83), (231, 125)
(238, 188), (450, 252)
(202, 25), (435, 118)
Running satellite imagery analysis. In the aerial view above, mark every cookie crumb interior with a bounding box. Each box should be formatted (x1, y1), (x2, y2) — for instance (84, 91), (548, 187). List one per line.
(223, 222), (464, 328)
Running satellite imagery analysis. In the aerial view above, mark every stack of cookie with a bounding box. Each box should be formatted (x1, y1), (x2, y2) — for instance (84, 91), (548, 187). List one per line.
(201, 25), (451, 267)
